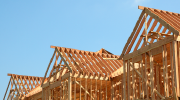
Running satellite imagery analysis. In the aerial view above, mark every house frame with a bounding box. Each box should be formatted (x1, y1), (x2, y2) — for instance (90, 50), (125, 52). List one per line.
(4, 6), (180, 100)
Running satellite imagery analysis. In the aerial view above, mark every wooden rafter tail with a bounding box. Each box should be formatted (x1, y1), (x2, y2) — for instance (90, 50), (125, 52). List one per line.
(138, 5), (147, 10)
(41, 49), (56, 87)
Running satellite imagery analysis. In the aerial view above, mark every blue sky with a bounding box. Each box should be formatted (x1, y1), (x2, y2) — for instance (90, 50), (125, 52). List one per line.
(1, 0), (180, 98)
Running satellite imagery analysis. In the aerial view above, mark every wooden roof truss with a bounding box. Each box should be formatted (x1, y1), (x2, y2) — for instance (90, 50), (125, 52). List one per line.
(41, 46), (123, 87)
(119, 6), (180, 59)
(3, 74), (43, 100)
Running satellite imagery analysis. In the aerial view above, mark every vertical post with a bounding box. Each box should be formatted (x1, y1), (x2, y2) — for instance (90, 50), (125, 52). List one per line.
(150, 50), (155, 99)
(145, 53), (149, 100)
(119, 75), (121, 100)
(127, 60), (130, 100)
(100, 80), (102, 100)
(111, 79), (112, 100)
(162, 45), (166, 96)
(138, 63), (141, 98)
(91, 79), (92, 100)
(60, 82), (62, 100)
(96, 79), (97, 100)
(68, 77), (72, 100)
(141, 57), (144, 98)
(170, 42), (175, 95)
(132, 59), (135, 100)
(106, 80), (107, 100)
(156, 63), (160, 100)
(145, 13), (148, 46)
(49, 87), (51, 100)
(63, 81), (65, 100)
(42, 88), (44, 100)
(173, 41), (180, 96)
(85, 78), (87, 100)
(123, 60), (126, 100)
(164, 44), (169, 97)
(80, 78), (81, 100)
(74, 77), (76, 100)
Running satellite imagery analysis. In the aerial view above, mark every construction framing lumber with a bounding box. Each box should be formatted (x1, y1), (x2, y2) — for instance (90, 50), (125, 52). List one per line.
(4, 6), (180, 100)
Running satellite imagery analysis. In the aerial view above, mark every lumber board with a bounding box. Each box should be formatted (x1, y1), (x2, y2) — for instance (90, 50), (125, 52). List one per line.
(123, 35), (174, 60)
(144, 8), (179, 36)
(41, 50), (56, 87)
(3, 77), (11, 100)
(55, 47), (73, 73)
(68, 77), (72, 100)
(119, 9), (145, 60)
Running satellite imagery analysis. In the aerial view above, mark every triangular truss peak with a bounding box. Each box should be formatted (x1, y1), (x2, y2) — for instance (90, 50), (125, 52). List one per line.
(97, 48), (113, 55)
(119, 6), (180, 60)
(3, 74), (43, 100)
(41, 46), (123, 86)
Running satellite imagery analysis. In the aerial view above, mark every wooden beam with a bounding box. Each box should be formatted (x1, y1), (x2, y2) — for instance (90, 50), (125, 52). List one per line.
(144, 8), (179, 36)
(68, 77), (72, 100)
(55, 47), (73, 73)
(41, 49), (56, 87)
(103, 58), (118, 60)
(123, 60), (126, 100)
(124, 35), (174, 60)
(118, 9), (145, 60)
(127, 60), (130, 100)
(173, 41), (180, 96)
(3, 77), (11, 100)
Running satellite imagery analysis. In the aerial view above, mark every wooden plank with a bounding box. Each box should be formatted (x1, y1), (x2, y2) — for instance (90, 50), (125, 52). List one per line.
(135, 17), (156, 51)
(85, 78), (87, 100)
(150, 51), (155, 100)
(138, 63), (141, 98)
(132, 55), (142, 63)
(127, 60), (130, 100)
(75, 80), (94, 100)
(132, 60), (135, 100)
(119, 9), (145, 60)
(124, 35), (174, 60)
(145, 54), (149, 100)
(80, 78), (81, 100)
(141, 58), (144, 98)
(84, 51), (105, 77)
(3, 77), (11, 100)
(91, 79), (92, 100)
(55, 47), (73, 73)
(144, 8), (179, 36)
(41, 50), (56, 86)
(11, 75), (20, 96)
(156, 64), (160, 100)
(173, 41), (180, 96)
(164, 45), (169, 97)
(74, 77), (76, 100)
(71, 73), (108, 80)
(144, 13), (148, 46)
(49, 80), (61, 90)
(68, 77), (72, 100)
(151, 46), (162, 56)
(170, 42), (175, 96)
(162, 45), (166, 96)
(96, 79), (97, 100)
(123, 60), (126, 100)
(125, 13), (146, 54)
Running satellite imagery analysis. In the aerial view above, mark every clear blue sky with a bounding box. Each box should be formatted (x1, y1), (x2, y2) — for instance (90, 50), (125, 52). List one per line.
(1, 0), (180, 98)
